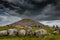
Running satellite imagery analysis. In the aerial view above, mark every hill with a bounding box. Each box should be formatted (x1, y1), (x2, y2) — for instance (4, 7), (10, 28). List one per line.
(9, 19), (45, 27)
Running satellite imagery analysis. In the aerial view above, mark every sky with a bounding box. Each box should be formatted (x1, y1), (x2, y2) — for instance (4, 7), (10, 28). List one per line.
(0, 0), (60, 26)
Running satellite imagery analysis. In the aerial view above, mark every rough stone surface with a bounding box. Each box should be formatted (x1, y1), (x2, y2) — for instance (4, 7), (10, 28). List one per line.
(18, 29), (26, 36)
(8, 28), (18, 36)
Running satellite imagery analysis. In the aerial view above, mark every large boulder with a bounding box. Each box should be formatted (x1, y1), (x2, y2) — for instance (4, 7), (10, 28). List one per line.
(26, 27), (34, 36)
(8, 28), (18, 36)
(0, 30), (8, 36)
(34, 29), (47, 37)
(18, 29), (26, 36)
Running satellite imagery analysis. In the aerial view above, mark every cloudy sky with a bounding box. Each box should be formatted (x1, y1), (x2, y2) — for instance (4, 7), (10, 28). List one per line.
(0, 0), (60, 26)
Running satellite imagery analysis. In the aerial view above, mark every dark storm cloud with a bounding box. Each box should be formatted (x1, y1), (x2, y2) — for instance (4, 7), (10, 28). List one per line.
(0, 0), (60, 21)
(0, 17), (4, 21)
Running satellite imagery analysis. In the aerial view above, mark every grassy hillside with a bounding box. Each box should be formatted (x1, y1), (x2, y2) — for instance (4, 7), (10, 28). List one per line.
(0, 26), (60, 40)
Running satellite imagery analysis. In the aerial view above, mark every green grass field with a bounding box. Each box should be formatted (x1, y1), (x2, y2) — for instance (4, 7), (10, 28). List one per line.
(0, 26), (60, 40)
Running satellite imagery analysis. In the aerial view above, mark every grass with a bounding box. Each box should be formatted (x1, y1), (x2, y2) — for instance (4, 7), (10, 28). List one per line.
(0, 34), (60, 40)
(0, 26), (59, 40)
